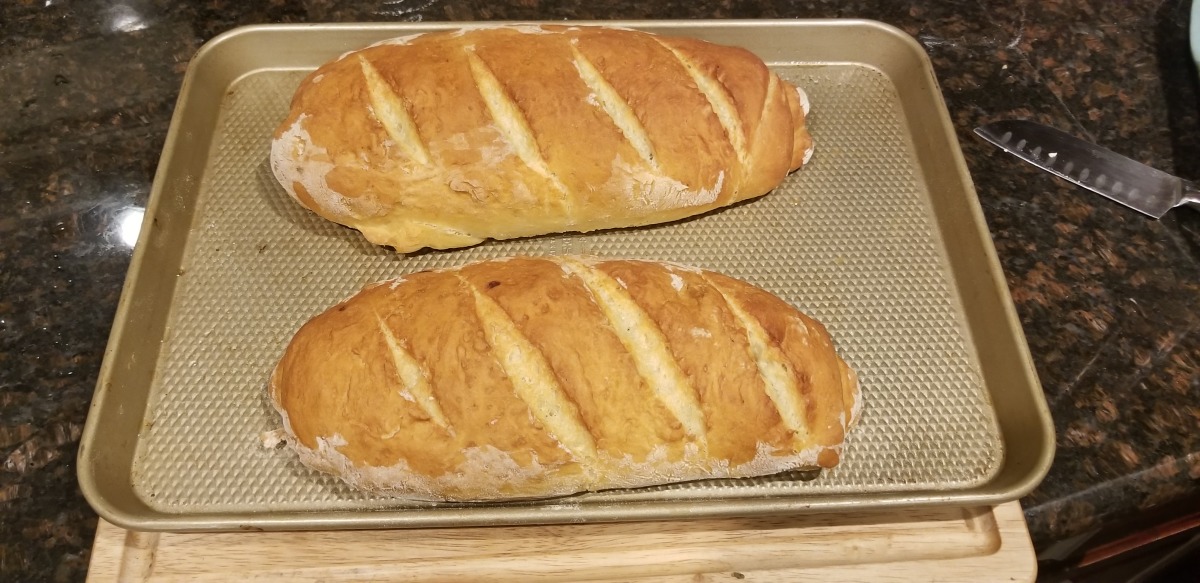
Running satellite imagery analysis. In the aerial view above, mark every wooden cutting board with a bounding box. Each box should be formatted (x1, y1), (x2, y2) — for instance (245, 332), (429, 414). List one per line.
(87, 501), (1034, 582)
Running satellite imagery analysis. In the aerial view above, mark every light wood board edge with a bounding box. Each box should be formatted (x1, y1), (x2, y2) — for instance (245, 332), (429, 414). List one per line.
(87, 501), (1034, 582)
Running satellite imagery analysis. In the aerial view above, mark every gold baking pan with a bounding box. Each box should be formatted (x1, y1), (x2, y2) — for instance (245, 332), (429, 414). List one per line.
(78, 20), (1055, 532)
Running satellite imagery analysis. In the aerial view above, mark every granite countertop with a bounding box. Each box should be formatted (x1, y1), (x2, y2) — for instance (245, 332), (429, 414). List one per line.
(2, 0), (1197, 580)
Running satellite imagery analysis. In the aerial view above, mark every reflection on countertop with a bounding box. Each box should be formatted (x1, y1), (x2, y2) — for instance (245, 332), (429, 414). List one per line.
(1, 1), (1198, 581)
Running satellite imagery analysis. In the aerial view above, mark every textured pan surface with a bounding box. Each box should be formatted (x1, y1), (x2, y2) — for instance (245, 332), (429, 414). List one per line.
(80, 21), (1053, 531)
(135, 67), (997, 510)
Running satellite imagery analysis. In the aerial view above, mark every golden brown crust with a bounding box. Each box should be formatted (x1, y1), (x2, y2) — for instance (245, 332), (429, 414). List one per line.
(703, 271), (848, 467)
(458, 258), (687, 460)
(269, 256), (859, 500)
(270, 26), (813, 253)
(595, 262), (792, 465)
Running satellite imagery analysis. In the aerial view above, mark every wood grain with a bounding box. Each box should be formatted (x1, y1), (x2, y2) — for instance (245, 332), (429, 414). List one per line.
(87, 502), (1034, 582)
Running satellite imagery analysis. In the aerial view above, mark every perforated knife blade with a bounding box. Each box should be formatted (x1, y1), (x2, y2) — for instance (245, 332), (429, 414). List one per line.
(974, 120), (1199, 219)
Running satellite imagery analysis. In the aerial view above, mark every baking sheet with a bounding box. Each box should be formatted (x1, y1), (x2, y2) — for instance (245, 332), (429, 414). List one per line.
(79, 20), (1055, 531)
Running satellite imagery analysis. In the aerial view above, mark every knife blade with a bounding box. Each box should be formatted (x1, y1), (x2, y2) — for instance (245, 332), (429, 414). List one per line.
(974, 120), (1199, 219)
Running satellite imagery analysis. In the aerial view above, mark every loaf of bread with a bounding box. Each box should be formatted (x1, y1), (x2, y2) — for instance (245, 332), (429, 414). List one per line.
(270, 25), (813, 253)
(269, 256), (860, 500)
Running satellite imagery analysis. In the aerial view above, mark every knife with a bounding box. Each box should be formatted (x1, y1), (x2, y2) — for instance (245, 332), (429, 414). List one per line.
(974, 120), (1199, 218)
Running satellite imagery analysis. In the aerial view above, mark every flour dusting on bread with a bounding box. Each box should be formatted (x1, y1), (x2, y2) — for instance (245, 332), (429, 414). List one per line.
(270, 117), (336, 210)
(285, 429), (832, 501)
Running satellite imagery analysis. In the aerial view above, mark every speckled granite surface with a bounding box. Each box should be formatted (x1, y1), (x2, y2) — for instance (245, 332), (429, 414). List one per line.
(1, 0), (1197, 580)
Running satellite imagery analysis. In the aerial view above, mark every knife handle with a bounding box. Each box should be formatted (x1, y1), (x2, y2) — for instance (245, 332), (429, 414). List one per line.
(1185, 179), (1200, 212)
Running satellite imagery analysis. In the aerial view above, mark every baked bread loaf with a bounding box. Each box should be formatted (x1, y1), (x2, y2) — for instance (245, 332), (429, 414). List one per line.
(270, 25), (814, 253)
(269, 256), (860, 500)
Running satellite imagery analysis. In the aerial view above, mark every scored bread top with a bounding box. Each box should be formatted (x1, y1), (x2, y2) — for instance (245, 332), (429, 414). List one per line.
(270, 25), (814, 252)
(269, 257), (859, 500)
